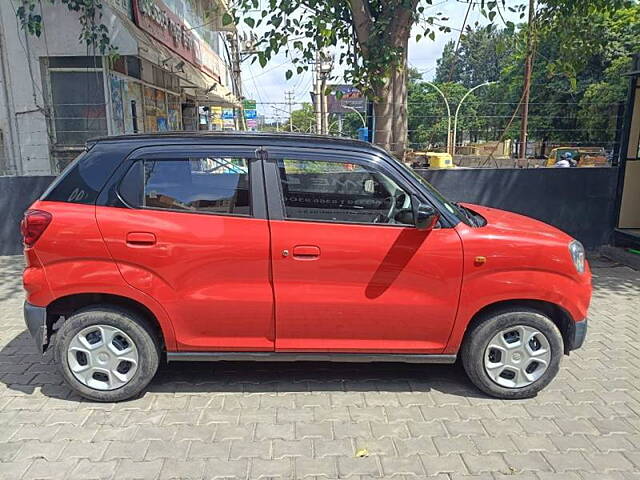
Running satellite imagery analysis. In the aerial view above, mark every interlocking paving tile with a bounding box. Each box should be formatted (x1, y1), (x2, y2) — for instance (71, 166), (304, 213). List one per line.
(1, 255), (639, 478)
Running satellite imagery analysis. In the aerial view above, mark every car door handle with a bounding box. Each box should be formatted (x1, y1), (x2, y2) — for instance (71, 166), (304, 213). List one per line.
(292, 245), (320, 260)
(126, 232), (156, 246)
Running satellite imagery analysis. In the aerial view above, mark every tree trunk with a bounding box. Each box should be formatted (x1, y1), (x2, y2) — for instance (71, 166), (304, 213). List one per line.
(373, 53), (408, 160)
(349, 1), (415, 160)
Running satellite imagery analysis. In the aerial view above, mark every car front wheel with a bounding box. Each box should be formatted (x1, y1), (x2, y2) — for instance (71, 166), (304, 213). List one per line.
(461, 308), (564, 399)
(54, 306), (160, 402)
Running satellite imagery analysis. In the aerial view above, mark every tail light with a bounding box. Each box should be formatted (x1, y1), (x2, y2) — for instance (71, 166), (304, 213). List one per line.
(21, 210), (52, 247)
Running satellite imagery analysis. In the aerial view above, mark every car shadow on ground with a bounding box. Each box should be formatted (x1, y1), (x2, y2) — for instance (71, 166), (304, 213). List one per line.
(1, 330), (488, 403)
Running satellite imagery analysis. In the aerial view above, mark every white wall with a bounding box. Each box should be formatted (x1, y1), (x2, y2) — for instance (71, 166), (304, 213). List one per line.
(0, 1), (138, 175)
(0, 0), (233, 175)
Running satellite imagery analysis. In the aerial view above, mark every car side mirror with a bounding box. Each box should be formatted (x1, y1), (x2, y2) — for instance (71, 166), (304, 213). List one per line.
(412, 199), (439, 230)
(394, 209), (414, 225)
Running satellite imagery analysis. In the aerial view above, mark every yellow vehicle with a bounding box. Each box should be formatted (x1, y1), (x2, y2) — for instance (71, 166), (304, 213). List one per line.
(408, 151), (455, 169)
(545, 147), (608, 167)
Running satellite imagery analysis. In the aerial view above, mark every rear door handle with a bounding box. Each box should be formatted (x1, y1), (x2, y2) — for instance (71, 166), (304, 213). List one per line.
(292, 245), (320, 260)
(126, 232), (156, 246)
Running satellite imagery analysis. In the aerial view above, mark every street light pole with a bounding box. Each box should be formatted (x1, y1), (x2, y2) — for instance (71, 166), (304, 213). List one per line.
(452, 81), (494, 158)
(343, 105), (366, 128)
(424, 82), (451, 154)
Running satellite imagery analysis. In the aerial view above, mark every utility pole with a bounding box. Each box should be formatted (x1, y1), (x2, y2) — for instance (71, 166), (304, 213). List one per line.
(314, 50), (333, 135)
(321, 76), (329, 135)
(314, 51), (322, 134)
(227, 32), (246, 131)
(519, 0), (536, 165)
(285, 90), (294, 132)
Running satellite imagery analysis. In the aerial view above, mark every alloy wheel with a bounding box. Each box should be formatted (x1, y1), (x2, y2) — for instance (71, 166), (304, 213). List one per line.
(483, 325), (551, 388)
(67, 325), (139, 390)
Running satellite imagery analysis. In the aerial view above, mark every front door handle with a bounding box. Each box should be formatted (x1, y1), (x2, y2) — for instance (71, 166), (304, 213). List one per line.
(292, 245), (320, 260)
(126, 232), (156, 246)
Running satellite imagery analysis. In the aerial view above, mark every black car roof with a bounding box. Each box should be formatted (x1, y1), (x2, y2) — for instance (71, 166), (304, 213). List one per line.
(88, 132), (390, 157)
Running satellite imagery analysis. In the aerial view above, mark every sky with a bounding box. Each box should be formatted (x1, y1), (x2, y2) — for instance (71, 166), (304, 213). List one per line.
(239, 1), (520, 119)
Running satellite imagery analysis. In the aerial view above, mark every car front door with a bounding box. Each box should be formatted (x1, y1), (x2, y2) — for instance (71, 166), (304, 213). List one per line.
(96, 145), (274, 352)
(264, 147), (464, 354)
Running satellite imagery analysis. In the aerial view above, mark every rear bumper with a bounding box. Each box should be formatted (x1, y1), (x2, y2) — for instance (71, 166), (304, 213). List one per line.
(24, 302), (48, 353)
(568, 318), (588, 351)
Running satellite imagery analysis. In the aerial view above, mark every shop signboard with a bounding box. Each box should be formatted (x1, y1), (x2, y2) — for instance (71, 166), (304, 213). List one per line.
(327, 85), (366, 113)
(243, 99), (257, 110)
(222, 108), (235, 129)
(109, 74), (125, 135)
(143, 86), (168, 132)
(157, 117), (169, 131)
(132, 0), (222, 81)
(211, 106), (223, 129)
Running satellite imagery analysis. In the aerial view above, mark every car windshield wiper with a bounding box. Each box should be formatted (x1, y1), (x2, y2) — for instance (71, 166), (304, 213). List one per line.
(454, 202), (477, 227)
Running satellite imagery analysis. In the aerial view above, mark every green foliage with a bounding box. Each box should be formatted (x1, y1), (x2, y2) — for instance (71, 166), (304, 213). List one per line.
(578, 56), (633, 141)
(290, 103), (316, 132)
(407, 78), (486, 149)
(228, 0), (453, 97)
(422, 2), (640, 147)
(338, 112), (367, 138)
(434, 25), (516, 86)
(16, 0), (117, 55)
(289, 102), (366, 137)
(228, 1), (631, 98)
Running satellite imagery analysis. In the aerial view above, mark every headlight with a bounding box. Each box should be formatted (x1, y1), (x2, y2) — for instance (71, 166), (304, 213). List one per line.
(569, 240), (585, 274)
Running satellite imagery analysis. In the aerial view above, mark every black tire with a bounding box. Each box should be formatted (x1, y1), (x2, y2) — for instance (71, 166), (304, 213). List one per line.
(54, 305), (160, 402)
(461, 307), (564, 399)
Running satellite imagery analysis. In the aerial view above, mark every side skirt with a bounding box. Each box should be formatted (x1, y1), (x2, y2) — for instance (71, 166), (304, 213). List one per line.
(166, 352), (457, 364)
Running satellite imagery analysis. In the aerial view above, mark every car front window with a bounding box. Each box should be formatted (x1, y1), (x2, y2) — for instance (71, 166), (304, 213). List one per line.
(393, 159), (472, 226)
(276, 158), (415, 226)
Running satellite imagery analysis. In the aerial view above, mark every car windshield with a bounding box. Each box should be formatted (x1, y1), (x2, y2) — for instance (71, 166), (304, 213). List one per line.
(392, 158), (472, 226)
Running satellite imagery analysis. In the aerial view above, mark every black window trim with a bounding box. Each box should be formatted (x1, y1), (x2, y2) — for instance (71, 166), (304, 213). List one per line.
(262, 146), (452, 228)
(101, 144), (267, 220)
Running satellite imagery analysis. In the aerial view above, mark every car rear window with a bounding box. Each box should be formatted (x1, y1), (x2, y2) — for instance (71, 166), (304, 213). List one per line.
(118, 157), (251, 216)
(41, 143), (126, 204)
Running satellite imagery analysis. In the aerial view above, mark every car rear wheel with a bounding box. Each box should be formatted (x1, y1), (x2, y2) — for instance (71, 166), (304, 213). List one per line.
(54, 306), (160, 402)
(461, 308), (564, 399)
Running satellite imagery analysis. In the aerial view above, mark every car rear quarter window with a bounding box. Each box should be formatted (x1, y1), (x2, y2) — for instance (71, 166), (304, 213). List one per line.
(41, 144), (126, 204)
(118, 157), (251, 216)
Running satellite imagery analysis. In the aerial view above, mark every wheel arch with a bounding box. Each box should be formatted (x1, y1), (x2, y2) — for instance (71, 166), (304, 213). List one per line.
(46, 293), (166, 352)
(461, 299), (574, 355)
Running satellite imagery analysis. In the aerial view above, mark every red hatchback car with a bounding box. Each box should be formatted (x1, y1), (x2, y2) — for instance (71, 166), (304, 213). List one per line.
(21, 133), (590, 402)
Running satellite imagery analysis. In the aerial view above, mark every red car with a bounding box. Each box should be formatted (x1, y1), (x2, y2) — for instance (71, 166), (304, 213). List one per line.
(21, 133), (590, 402)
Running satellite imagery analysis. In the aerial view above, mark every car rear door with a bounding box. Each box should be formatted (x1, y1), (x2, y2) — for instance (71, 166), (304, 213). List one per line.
(96, 145), (275, 352)
(263, 146), (464, 354)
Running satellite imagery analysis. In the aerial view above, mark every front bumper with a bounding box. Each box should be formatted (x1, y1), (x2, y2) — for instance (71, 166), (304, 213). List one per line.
(24, 302), (48, 353)
(569, 318), (588, 351)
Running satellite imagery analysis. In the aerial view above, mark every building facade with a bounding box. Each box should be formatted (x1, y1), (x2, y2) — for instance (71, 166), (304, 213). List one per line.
(615, 53), (640, 248)
(0, 0), (239, 175)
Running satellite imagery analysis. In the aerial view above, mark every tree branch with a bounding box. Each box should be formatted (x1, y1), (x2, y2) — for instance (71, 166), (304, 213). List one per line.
(387, 0), (420, 44)
(348, 0), (373, 54)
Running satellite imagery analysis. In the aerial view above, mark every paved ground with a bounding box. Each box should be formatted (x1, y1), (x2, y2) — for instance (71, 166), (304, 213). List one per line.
(0, 255), (639, 480)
